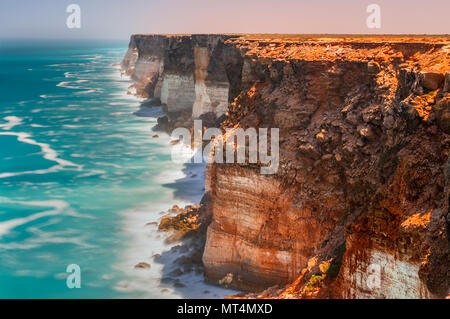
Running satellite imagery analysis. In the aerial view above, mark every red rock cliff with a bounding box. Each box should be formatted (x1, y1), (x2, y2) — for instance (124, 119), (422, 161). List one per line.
(122, 35), (450, 298)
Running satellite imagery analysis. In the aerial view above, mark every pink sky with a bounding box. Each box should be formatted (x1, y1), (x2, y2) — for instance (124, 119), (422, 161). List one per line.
(1, 0), (448, 39)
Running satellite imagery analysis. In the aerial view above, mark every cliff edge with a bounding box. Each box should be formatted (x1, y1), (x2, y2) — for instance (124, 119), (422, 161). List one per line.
(122, 34), (450, 298)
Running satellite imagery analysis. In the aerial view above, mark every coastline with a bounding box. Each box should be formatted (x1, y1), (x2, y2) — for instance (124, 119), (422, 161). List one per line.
(114, 66), (237, 298)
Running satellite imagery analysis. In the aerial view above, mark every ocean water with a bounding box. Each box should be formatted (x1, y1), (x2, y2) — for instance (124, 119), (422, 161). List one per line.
(0, 39), (233, 298)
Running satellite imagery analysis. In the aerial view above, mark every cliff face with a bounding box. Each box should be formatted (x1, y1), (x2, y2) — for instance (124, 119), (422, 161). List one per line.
(122, 34), (450, 298)
(122, 34), (242, 128)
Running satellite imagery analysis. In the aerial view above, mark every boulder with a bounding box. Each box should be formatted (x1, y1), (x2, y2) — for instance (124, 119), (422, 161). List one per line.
(156, 115), (169, 131)
(134, 262), (151, 269)
(420, 72), (445, 90)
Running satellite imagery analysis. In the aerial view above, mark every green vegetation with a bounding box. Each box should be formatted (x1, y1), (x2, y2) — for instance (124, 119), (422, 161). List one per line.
(325, 262), (342, 279)
(307, 274), (325, 288)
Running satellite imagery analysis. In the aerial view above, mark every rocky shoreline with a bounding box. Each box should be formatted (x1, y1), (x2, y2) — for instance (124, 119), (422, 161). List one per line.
(151, 194), (213, 290)
(122, 34), (449, 298)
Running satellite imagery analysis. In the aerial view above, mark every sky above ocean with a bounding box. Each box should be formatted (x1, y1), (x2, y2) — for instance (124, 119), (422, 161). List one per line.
(0, 0), (449, 39)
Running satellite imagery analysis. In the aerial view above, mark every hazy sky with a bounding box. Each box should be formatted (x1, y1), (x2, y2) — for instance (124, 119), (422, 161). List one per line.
(1, 0), (449, 39)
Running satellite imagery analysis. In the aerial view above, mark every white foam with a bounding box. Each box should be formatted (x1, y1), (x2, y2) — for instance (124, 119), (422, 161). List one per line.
(114, 194), (236, 298)
(0, 131), (82, 178)
(56, 81), (70, 87)
(0, 199), (95, 250)
(0, 116), (22, 130)
(0, 165), (62, 179)
(77, 89), (97, 94)
(0, 199), (68, 237)
(62, 124), (83, 129)
(0, 231), (95, 250)
(56, 80), (88, 89)
(15, 270), (47, 278)
(39, 94), (64, 99)
(86, 55), (103, 60)
(153, 168), (187, 184)
(95, 162), (123, 169)
(47, 63), (87, 67)
(108, 102), (129, 106)
(76, 169), (106, 178)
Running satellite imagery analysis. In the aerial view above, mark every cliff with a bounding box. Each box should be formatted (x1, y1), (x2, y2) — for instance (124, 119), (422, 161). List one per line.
(121, 34), (242, 129)
(122, 34), (450, 298)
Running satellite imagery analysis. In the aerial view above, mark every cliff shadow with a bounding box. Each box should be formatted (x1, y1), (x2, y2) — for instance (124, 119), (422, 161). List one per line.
(162, 153), (206, 204)
(132, 103), (164, 118)
(151, 234), (238, 298)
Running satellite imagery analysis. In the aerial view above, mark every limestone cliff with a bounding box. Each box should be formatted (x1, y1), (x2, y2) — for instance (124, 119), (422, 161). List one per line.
(122, 34), (450, 298)
(121, 34), (241, 129)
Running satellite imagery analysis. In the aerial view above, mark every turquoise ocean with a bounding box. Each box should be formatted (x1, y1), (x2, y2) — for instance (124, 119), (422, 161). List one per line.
(0, 39), (232, 298)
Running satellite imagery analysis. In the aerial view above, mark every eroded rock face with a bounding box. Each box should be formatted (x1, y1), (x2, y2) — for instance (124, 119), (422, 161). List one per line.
(123, 35), (450, 298)
(121, 34), (240, 128)
(160, 74), (196, 113)
(203, 165), (336, 291)
(121, 35), (166, 97)
(336, 209), (436, 298)
(192, 46), (230, 119)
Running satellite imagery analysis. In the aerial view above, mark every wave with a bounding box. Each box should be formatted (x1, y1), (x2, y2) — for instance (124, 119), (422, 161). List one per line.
(76, 169), (106, 178)
(0, 199), (68, 237)
(0, 131), (82, 178)
(39, 94), (64, 99)
(0, 199), (95, 250)
(56, 81), (79, 89)
(74, 89), (101, 95)
(108, 102), (129, 106)
(0, 116), (22, 130)
(86, 55), (103, 60)
(47, 63), (88, 67)
(114, 193), (234, 298)
(56, 80), (89, 89)
(62, 124), (83, 129)
(0, 228), (95, 250)
(95, 162), (123, 169)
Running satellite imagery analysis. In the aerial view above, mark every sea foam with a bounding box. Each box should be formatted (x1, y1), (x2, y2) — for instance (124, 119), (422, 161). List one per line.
(0, 116), (22, 130)
(0, 131), (82, 178)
